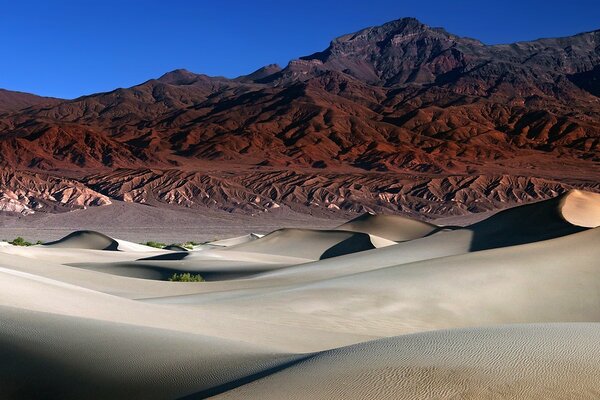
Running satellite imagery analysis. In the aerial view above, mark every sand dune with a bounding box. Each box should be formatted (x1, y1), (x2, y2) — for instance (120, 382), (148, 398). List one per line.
(150, 227), (600, 337)
(335, 212), (438, 241)
(42, 230), (168, 253)
(43, 230), (120, 250)
(67, 258), (303, 281)
(466, 189), (599, 250)
(236, 189), (600, 285)
(226, 228), (391, 260)
(208, 233), (263, 247)
(2, 191), (600, 398)
(558, 189), (600, 227)
(0, 305), (298, 400)
(216, 324), (600, 399)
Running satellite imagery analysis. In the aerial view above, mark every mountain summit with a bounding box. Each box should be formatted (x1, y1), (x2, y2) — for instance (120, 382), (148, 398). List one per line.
(298, 17), (481, 85)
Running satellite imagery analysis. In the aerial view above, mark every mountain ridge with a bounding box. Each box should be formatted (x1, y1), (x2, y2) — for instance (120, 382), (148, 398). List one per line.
(0, 17), (598, 217)
(0, 89), (62, 113)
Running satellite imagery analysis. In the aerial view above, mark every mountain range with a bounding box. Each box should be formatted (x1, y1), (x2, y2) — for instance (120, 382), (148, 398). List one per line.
(1, 17), (599, 217)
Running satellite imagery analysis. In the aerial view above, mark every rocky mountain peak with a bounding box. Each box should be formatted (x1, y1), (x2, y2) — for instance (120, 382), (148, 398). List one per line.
(236, 64), (283, 83)
(157, 69), (202, 85)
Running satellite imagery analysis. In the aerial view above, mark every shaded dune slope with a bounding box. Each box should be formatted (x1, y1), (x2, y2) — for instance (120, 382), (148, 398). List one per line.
(0, 306), (299, 400)
(467, 189), (600, 251)
(67, 258), (299, 282)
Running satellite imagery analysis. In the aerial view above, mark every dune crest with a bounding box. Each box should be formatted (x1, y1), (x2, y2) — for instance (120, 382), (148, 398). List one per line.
(335, 212), (438, 242)
(226, 228), (385, 260)
(43, 230), (120, 251)
(209, 233), (263, 247)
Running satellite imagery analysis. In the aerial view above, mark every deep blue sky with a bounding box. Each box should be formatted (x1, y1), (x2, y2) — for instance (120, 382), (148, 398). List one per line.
(1, 0), (598, 99)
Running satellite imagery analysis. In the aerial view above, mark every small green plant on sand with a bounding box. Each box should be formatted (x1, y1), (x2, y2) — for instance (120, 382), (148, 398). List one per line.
(181, 241), (199, 249)
(10, 237), (33, 246)
(142, 241), (166, 249)
(168, 272), (204, 282)
(168, 241), (200, 249)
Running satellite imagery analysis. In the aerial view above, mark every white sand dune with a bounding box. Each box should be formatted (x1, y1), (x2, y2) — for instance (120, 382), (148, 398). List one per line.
(43, 230), (121, 250)
(148, 227), (600, 337)
(558, 189), (600, 227)
(215, 324), (600, 399)
(465, 189), (599, 250)
(115, 238), (166, 252)
(0, 261), (372, 352)
(1, 190), (600, 398)
(208, 233), (264, 247)
(232, 189), (600, 286)
(335, 212), (438, 241)
(67, 257), (305, 281)
(43, 230), (173, 252)
(226, 228), (391, 260)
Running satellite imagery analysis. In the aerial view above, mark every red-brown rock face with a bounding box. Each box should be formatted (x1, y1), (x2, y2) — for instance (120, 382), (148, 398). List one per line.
(1, 18), (599, 216)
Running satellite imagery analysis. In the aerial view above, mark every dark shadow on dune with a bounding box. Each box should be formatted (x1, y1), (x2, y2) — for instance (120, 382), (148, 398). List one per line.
(423, 226), (461, 237)
(67, 260), (288, 281)
(68, 262), (177, 280)
(139, 252), (190, 261)
(320, 233), (376, 259)
(467, 196), (588, 251)
(0, 341), (115, 400)
(178, 354), (316, 400)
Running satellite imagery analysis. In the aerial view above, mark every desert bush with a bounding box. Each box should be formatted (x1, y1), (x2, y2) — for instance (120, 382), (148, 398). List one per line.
(142, 241), (166, 249)
(168, 272), (204, 282)
(163, 241), (199, 250)
(10, 237), (33, 246)
(165, 243), (186, 249)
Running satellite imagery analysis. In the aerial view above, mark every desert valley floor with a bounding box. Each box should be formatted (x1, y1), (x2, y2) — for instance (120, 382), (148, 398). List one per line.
(1, 189), (600, 399)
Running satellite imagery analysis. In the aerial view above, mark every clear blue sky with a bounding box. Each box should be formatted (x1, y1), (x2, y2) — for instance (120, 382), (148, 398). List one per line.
(1, 0), (598, 99)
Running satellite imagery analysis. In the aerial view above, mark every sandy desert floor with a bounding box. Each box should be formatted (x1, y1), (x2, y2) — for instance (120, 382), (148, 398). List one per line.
(1, 189), (600, 399)
(0, 200), (351, 243)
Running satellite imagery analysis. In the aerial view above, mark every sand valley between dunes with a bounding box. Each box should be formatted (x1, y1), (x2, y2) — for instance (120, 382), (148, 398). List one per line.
(1, 190), (600, 399)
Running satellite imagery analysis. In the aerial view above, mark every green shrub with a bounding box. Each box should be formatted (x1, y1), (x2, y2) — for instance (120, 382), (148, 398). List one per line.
(168, 272), (204, 282)
(181, 241), (199, 249)
(10, 237), (33, 246)
(142, 240), (200, 250)
(142, 241), (166, 249)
